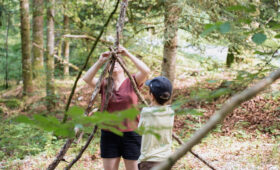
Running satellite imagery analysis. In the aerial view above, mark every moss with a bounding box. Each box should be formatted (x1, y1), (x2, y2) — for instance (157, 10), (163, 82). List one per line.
(0, 99), (22, 109)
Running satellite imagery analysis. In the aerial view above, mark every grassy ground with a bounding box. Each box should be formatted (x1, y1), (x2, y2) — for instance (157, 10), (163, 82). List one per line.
(1, 126), (279, 169)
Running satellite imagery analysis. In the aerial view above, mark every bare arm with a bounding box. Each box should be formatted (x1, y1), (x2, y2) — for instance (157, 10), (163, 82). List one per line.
(118, 46), (150, 86)
(82, 52), (110, 88)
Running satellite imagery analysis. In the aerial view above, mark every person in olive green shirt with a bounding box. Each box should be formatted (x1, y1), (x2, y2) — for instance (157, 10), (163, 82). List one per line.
(138, 76), (174, 170)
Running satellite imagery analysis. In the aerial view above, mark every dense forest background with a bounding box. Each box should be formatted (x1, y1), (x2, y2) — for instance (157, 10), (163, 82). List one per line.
(0, 0), (279, 169)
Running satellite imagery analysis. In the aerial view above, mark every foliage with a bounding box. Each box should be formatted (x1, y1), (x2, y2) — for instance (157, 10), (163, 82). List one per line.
(0, 107), (3, 114)
(15, 106), (140, 138)
(0, 98), (22, 109)
(0, 118), (64, 161)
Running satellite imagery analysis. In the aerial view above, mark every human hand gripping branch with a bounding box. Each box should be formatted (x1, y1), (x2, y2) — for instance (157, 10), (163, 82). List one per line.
(82, 51), (110, 88)
(117, 45), (151, 86)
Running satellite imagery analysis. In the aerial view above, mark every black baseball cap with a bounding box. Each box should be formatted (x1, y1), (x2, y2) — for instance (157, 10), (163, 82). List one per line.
(145, 76), (173, 103)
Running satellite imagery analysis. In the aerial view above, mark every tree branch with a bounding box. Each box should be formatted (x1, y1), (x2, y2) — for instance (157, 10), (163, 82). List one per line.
(114, 56), (149, 106)
(32, 42), (80, 71)
(62, 34), (113, 46)
(153, 68), (280, 170)
(62, 0), (120, 123)
(63, 1), (129, 169)
(47, 1), (120, 169)
(47, 139), (74, 170)
(64, 126), (98, 170)
(172, 134), (215, 170)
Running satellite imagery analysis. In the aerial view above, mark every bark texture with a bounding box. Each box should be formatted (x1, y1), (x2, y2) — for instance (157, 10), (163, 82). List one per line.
(32, 0), (44, 79)
(20, 0), (33, 96)
(161, 0), (181, 84)
(63, 15), (70, 77)
(46, 0), (56, 110)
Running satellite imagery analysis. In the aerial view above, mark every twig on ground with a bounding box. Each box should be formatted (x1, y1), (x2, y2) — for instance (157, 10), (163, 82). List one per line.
(172, 134), (215, 170)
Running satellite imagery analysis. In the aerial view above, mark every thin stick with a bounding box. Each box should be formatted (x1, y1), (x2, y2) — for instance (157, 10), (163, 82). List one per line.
(114, 56), (149, 106)
(85, 60), (111, 115)
(103, 59), (115, 111)
(153, 68), (280, 170)
(62, 0), (120, 123)
(64, 58), (113, 170)
(47, 1), (120, 169)
(172, 134), (215, 170)
(63, 1), (127, 169)
(64, 126), (98, 170)
(47, 139), (74, 170)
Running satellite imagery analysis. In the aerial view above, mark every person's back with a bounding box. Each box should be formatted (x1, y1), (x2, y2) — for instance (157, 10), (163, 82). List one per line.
(138, 76), (174, 170)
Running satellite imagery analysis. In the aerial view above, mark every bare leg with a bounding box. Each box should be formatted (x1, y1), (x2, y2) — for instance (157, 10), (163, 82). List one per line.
(103, 157), (121, 170)
(123, 159), (138, 170)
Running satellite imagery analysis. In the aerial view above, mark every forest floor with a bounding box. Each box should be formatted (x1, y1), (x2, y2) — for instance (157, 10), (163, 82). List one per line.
(0, 74), (279, 170)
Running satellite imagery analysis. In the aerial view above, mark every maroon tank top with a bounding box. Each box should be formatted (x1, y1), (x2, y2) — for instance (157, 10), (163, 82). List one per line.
(99, 75), (141, 132)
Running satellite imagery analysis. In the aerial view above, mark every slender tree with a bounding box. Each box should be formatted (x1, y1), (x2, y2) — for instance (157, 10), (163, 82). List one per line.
(63, 14), (70, 77)
(161, 0), (181, 84)
(46, 0), (55, 110)
(5, 11), (10, 89)
(20, 0), (33, 95)
(32, 0), (44, 79)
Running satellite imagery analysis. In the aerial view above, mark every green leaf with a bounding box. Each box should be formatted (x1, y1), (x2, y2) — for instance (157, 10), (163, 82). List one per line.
(117, 108), (139, 120)
(67, 106), (84, 118)
(171, 101), (183, 110)
(227, 5), (256, 12)
(187, 109), (204, 116)
(252, 33), (267, 45)
(238, 18), (252, 24)
(275, 34), (280, 39)
(219, 22), (231, 34)
(54, 123), (75, 137)
(14, 115), (34, 124)
(201, 24), (217, 37)
(99, 124), (123, 136)
(33, 114), (56, 131)
(210, 88), (231, 98)
(254, 51), (273, 55)
(227, 5), (247, 11)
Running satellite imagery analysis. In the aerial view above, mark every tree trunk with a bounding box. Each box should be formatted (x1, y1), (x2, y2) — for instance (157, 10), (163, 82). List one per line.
(63, 15), (70, 77)
(46, 0), (55, 111)
(20, 0), (33, 96)
(32, 0), (44, 79)
(5, 12), (10, 89)
(161, 0), (181, 84)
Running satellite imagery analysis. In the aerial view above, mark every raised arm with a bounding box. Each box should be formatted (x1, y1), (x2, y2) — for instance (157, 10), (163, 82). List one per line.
(118, 46), (150, 86)
(82, 51), (110, 88)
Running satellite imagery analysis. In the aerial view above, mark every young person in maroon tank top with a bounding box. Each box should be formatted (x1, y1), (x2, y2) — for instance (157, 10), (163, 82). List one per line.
(83, 46), (150, 170)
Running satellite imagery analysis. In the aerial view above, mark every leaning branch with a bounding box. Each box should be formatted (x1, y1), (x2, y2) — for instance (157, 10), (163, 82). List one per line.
(114, 56), (149, 106)
(153, 68), (280, 170)
(32, 42), (80, 71)
(62, 0), (120, 123)
(47, 1), (120, 169)
(63, 1), (127, 169)
(62, 34), (113, 46)
(172, 134), (215, 170)
(54, 54), (80, 71)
